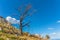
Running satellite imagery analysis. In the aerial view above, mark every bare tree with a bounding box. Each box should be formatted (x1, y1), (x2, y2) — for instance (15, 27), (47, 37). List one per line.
(19, 5), (31, 35)
(12, 4), (31, 35)
(13, 4), (35, 35)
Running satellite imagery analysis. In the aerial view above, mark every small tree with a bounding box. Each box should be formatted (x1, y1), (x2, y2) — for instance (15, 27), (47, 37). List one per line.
(19, 5), (31, 35)
(13, 4), (35, 35)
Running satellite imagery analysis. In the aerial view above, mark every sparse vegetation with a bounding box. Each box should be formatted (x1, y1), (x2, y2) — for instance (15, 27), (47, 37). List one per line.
(0, 19), (50, 40)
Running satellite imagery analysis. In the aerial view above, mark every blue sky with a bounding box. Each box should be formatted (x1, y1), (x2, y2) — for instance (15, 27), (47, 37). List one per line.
(0, 0), (60, 39)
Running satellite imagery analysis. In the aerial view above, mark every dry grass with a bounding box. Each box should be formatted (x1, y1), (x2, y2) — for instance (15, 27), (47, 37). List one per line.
(0, 23), (49, 40)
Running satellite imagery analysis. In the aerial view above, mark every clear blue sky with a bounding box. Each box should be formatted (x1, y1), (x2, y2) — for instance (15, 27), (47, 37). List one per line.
(0, 0), (60, 39)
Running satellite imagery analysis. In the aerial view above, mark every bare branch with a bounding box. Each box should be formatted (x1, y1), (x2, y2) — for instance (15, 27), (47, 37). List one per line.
(22, 4), (31, 16)
(22, 21), (30, 27)
(20, 5), (31, 22)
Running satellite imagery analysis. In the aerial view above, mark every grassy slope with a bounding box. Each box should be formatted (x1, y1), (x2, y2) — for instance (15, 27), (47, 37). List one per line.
(0, 23), (49, 40)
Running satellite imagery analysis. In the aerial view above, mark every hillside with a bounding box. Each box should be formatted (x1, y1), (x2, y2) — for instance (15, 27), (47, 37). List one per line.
(0, 16), (49, 40)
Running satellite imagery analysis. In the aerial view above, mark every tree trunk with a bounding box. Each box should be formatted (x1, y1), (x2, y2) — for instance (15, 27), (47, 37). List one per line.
(20, 22), (23, 35)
